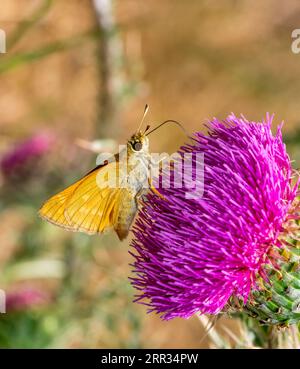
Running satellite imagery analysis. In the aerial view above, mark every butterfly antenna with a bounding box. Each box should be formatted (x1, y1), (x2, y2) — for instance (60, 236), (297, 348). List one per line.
(146, 119), (188, 137)
(136, 104), (149, 134)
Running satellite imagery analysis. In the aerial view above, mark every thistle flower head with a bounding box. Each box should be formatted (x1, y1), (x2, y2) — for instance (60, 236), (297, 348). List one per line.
(131, 114), (299, 320)
(6, 287), (50, 312)
(0, 133), (53, 179)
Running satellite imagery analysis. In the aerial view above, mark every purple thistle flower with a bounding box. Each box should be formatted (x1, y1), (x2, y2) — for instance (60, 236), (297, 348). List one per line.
(6, 287), (50, 312)
(130, 114), (299, 320)
(0, 133), (53, 178)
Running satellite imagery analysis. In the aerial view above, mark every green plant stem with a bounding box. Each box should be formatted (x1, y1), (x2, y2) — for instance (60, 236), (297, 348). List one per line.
(0, 29), (100, 74)
(7, 0), (53, 50)
(93, 0), (125, 138)
(266, 327), (279, 349)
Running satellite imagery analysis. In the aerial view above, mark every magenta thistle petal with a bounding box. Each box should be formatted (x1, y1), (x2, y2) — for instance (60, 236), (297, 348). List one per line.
(130, 114), (299, 320)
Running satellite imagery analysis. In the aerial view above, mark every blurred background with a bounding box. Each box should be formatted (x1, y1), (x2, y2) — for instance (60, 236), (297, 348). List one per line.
(0, 0), (299, 348)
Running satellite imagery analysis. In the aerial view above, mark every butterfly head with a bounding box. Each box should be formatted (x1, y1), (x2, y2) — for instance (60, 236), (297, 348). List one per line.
(128, 103), (186, 154)
(128, 131), (149, 153)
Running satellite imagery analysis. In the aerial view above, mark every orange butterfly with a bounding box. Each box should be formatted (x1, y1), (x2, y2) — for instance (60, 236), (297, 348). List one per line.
(39, 106), (177, 240)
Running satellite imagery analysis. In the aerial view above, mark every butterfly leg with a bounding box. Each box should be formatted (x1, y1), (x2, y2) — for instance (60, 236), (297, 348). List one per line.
(148, 177), (165, 200)
(135, 187), (144, 200)
(148, 156), (167, 200)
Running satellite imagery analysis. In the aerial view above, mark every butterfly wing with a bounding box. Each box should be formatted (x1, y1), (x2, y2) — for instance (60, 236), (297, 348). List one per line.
(39, 162), (135, 239)
(39, 175), (85, 231)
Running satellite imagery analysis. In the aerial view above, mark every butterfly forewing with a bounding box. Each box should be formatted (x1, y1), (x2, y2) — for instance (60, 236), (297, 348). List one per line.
(39, 161), (133, 238)
(39, 130), (152, 240)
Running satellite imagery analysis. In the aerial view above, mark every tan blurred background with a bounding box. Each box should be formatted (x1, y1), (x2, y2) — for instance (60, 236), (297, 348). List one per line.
(0, 0), (299, 348)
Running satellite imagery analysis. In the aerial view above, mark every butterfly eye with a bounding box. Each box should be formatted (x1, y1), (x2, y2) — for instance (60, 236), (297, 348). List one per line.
(133, 142), (142, 151)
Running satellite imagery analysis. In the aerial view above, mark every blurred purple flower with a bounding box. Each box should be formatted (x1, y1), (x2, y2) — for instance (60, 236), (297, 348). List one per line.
(6, 287), (50, 312)
(0, 133), (53, 178)
(130, 114), (299, 320)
